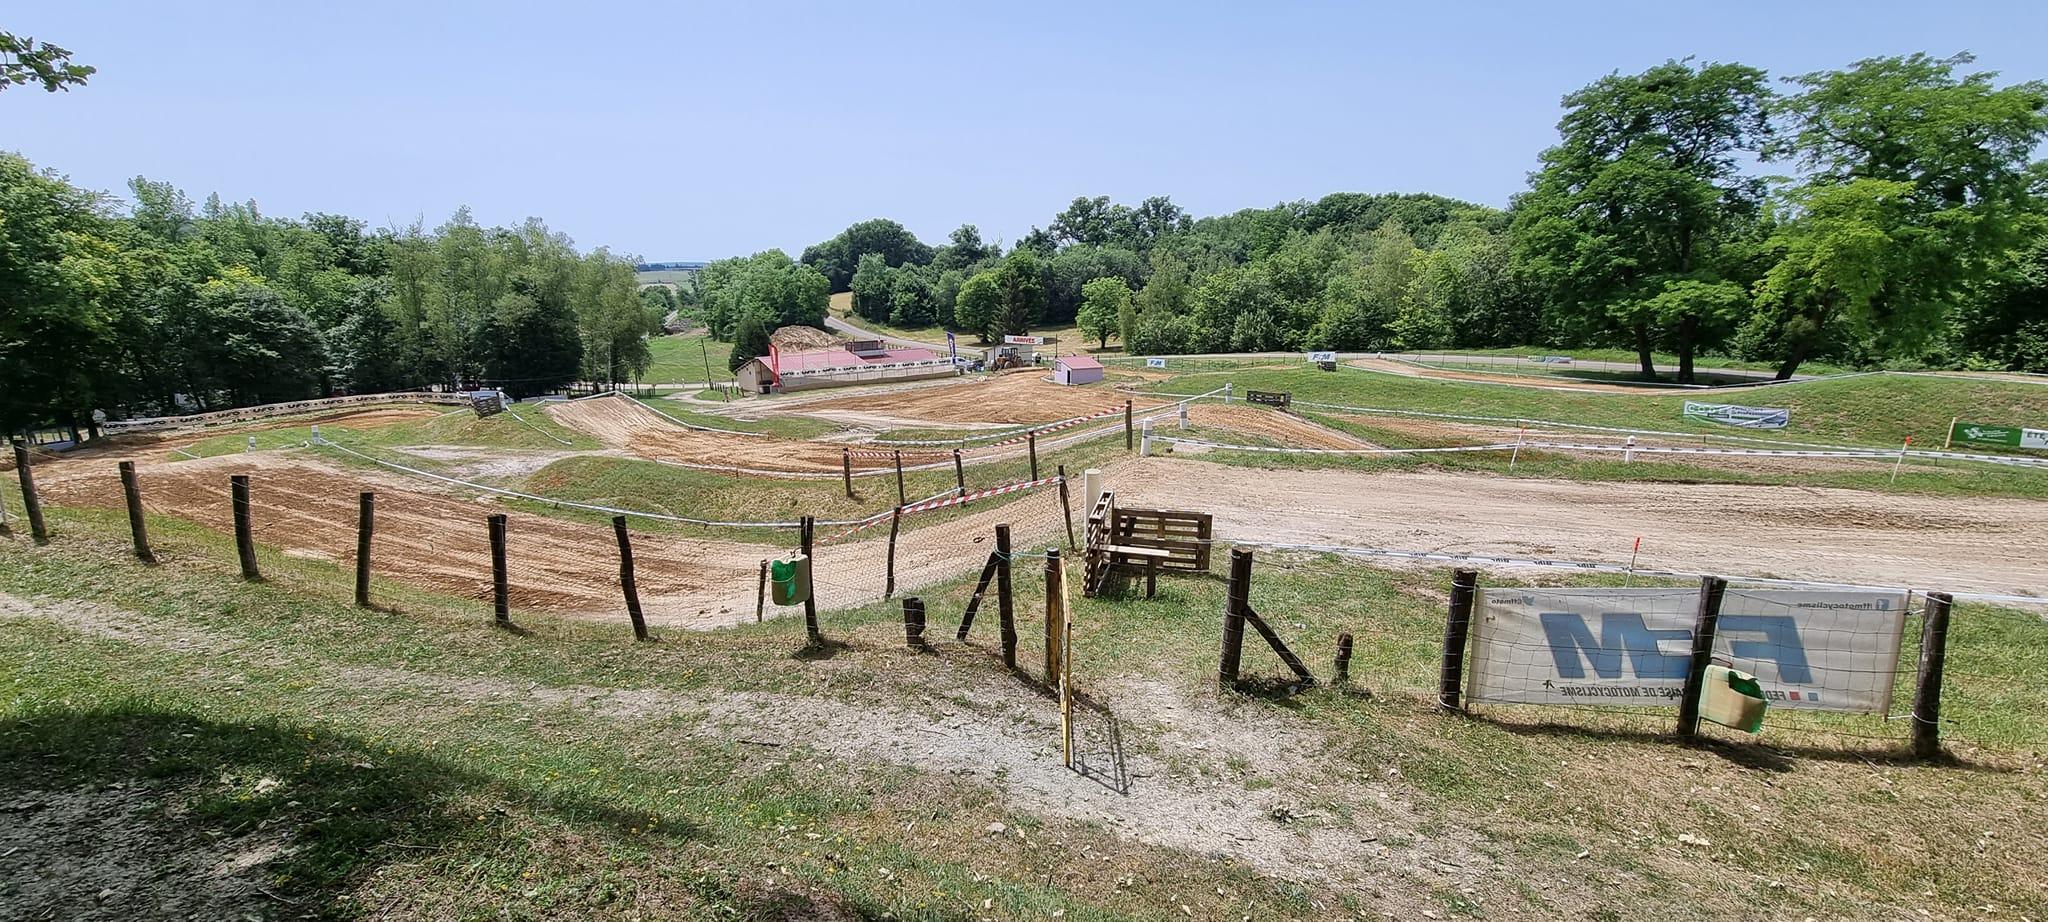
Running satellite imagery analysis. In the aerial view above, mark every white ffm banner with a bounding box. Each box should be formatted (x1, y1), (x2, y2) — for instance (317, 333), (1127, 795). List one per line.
(1466, 588), (1908, 714)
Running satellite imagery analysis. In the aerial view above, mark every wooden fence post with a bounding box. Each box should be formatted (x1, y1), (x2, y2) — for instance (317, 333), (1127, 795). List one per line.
(902, 597), (928, 650)
(1334, 632), (1354, 685)
(612, 515), (649, 641)
(1436, 569), (1478, 712)
(1057, 464), (1076, 550)
(488, 513), (510, 626)
(12, 441), (48, 545)
(996, 523), (1016, 669)
(118, 461), (156, 564)
(842, 447), (854, 499)
(231, 474), (260, 581)
(956, 551), (1001, 640)
(953, 449), (966, 499)
(355, 492), (374, 608)
(884, 506), (902, 599)
(755, 558), (768, 623)
(1044, 548), (1063, 681)
(893, 450), (906, 506)
(1027, 431), (1039, 481)
(801, 515), (820, 646)
(1125, 400), (1133, 450)
(1911, 591), (1955, 759)
(1218, 547), (1252, 686)
(1676, 575), (1729, 739)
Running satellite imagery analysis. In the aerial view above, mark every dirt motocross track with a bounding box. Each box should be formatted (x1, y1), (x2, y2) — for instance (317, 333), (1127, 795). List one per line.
(1112, 458), (2048, 599)
(32, 452), (1070, 627)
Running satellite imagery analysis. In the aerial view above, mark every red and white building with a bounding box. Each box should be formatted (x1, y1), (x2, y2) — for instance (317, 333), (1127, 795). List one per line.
(733, 339), (958, 394)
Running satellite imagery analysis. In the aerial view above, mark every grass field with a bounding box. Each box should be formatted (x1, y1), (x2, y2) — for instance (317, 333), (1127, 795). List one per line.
(827, 292), (1097, 353)
(645, 333), (733, 387)
(1147, 364), (2048, 451)
(3, 507), (2043, 919)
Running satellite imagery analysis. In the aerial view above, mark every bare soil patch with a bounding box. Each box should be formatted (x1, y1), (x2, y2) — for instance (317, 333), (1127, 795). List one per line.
(1110, 458), (2048, 597)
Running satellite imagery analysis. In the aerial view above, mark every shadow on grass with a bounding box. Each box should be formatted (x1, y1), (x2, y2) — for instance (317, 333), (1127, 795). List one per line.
(0, 703), (863, 920)
(1471, 711), (2023, 775)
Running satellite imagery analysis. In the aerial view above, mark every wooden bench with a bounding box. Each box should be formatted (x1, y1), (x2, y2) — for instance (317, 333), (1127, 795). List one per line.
(1102, 544), (1173, 597)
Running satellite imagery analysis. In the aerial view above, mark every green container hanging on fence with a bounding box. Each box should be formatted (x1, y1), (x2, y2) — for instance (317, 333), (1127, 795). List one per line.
(1699, 664), (1768, 734)
(770, 555), (812, 606)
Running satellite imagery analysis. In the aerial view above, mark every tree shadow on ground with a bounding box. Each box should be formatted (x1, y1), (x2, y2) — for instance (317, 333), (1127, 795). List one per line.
(0, 704), (867, 920)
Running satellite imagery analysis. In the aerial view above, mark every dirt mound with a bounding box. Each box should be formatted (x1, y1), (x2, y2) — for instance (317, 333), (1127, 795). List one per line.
(772, 325), (844, 350)
(545, 396), (926, 472)
(1186, 405), (1374, 449)
(801, 374), (1134, 426)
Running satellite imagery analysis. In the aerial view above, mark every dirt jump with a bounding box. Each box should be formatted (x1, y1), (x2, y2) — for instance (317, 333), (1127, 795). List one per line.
(793, 374), (1139, 426)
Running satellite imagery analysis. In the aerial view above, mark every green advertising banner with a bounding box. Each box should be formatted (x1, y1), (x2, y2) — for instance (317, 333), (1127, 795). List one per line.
(1948, 420), (2048, 450)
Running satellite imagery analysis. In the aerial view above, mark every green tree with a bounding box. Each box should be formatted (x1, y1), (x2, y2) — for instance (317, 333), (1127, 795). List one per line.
(850, 252), (893, 322)
(1077, 277), (1130, 349)
(954, 271), (1001, 343)
(1, 31), (93, 92)
(994, 250), (1044, 337)
(729, 314), (771, 372)
(1512, 59), (1773, 381)
(800, 219), (933, 292)
(1750, 53), (2048, 377)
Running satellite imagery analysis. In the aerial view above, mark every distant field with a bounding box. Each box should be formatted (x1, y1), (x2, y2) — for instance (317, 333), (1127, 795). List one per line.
(827, 292), (1098, 352)
(644, 333), (732, 386)
(1147, 363), (2048, 451)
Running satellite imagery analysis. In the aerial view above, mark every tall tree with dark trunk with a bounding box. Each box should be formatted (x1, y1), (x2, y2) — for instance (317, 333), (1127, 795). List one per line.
(1511, 59), (1773, 382)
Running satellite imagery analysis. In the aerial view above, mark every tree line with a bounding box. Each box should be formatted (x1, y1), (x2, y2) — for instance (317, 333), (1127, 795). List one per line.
(697, 52), (2048, 382)
(0, 158), (662, 435)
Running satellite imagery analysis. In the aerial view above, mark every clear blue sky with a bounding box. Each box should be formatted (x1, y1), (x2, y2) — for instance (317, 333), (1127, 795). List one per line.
(10, 1), (2045, 261)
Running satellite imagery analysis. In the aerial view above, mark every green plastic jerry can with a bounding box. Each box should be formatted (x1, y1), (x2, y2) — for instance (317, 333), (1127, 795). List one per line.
(770, 555), (812, 606)
(1699, 664), (1768, 733)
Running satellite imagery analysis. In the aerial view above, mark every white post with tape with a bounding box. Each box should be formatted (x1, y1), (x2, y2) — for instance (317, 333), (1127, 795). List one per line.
(1624, 435), (1635, 464)
(1083, 468), (1103, 513)
(1178, 404), (1189, 431)
(1140, 419), (1153, 456)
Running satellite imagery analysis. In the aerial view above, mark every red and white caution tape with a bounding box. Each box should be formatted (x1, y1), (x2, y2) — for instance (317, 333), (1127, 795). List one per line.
(1156, 437), (1521, 456)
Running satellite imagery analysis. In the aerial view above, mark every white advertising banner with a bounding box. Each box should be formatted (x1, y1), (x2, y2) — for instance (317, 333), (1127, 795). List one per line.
(1466, 587), (1907, 714)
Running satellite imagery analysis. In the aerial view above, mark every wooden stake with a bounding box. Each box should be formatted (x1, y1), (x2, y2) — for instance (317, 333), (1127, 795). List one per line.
(1057, 464), (1076, 550)
(884, 505), (902, 599)
(902, 597), (928, 650)
(612, 515), (649, 641)
(1219, 547), (1252, 685)
(1240, 605), (1314, 684)
(953, 449), (966, 499)
(755, 558), (768, 623)
(1910, 591), (1954, 759)
(118, 461), (155, 564)
(1437, 569), (1478, 712)
(231, 474), (259, 581)
(841, 447), (854, 499)
(1027, 431), (1039, 481)
(957, 552), (1000, 640)
(1675, 575), (1729, 739)
(488, 513), (510, 626)
(1044, 548), (1063, 681)
(1334, 632), (1354, 684)
(1124, 400), (1133, 450)
(996, 523), (1016, 669)
(12, 441), (48, 545)
(800, 515), (820, 646)
(355, 492), (374, 608)
(894, 450), (906, 506)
